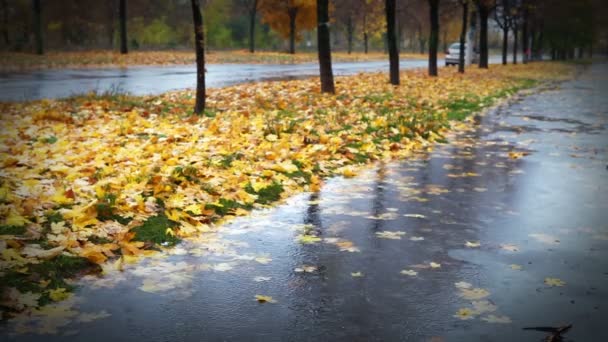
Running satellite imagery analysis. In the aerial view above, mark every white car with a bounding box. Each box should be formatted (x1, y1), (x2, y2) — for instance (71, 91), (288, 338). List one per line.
(445, 42), (478, 66)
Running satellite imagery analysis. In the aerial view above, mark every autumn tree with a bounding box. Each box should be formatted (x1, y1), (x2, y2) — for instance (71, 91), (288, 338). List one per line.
(259, 0), (316, 54)
(191, 0), (205, 114)
(119, 0), (128, 54)
(428, 0), (440, 77)
(473, 0), (492, 68)
(386, 0), (399, 85)
(317, 0), (334, 93)
(32, 0), (43, 55)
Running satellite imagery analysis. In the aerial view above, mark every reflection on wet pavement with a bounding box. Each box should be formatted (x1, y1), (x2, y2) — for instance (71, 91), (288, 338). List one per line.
(3, 64), (607, 341)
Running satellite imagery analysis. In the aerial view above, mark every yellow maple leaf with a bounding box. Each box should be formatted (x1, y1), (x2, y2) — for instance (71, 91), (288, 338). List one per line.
(48, 288), (71, 302)
(255, 295), (277, 303)
(544, 277), (566, 287)
(297, 234), (322, 244)
(4, 210), (30, 227)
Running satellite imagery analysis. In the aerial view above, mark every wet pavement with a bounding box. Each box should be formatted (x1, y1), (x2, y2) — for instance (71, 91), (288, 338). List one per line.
(2, 63), (607, 341)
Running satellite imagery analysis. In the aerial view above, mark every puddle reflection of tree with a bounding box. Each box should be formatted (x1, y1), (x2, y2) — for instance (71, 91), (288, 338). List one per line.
(371, 163), (387, 233)
(304, 192), (322, 235)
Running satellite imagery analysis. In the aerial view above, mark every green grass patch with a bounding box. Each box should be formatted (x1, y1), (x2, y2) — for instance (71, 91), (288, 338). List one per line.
(444, 97), (484, 121)
(0, 225), (26, 235)
(245, 181), (284, 205)
(0, 254), (99, 308)
(205, 198), (252, 216)
(131, 213), (180, 246)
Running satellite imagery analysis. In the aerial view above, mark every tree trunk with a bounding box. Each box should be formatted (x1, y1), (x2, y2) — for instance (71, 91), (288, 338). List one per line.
(521, 5), (528, 64)
(119, 0), (128, 54)
(458, 1), (468, 73)
(288, 9), (297, 54)
(32, 0), (43, 55)
(501, 27), (508, 65)
(536, 22), (544, 60)
(317, 0), (335, 93)
(477, 2), (488, 69)
(191, 0), (206, 114)
(1, 0), (9, 46)
(364, 32), (369, 53)
(385, 0), (399, 85)
(248, 0), (257, 53)
(106, 1), (115, 49)
(529, 27), (536, 61)
(513, 26), (518, 64)
(428, 0), (439, 77)
(347, 14), (353, 54)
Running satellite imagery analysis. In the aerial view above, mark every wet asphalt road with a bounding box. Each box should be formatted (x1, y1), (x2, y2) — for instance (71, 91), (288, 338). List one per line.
(0, 56), (509, 102)
(2, 63), (607, 341)
(0, 60), (419, 102)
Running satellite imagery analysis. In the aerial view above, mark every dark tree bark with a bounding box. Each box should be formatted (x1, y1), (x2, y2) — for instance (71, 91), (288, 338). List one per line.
(477, 1), (489, 69)
(1, 0), (9, 46)
(428, 0), (439, 77)
(32, 0), (43, 55)
(458, 1), (468, 73)
(513, 25), (518, 64)
(191, 0), (206, 114)
(288, 7), (298, 54)
(248, 0), (258, 53)
(521, 3), (529, 63)
(385, 0), (399, 85)
(119, 0), (128, 54)
(364, 32), (369, 53)
(317, 0), (335, 93)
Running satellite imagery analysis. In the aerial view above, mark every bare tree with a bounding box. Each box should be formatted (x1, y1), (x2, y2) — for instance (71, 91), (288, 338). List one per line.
(428, 0), (440, 76)
(317, 0), (335, 93)
(1, 0), (9, 46)
(119, 0), (127, 54)
(494, 0), (513, 65)
(32, 0), (43, 55)
(236, 0), (259, 53)
(191, 0), (206, 114)
(521, 0), (529, 63)
(386, 0), (399, 85)
(474, 0), (493, 68)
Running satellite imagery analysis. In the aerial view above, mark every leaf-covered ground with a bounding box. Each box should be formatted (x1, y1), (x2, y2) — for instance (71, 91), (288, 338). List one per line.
(0, 50), (429, 71)
(0, 62), (576, 320)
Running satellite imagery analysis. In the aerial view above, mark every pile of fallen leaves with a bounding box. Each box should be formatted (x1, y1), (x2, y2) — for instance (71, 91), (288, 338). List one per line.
(0, 62), (576, 317)
(0, 50), (429, 71)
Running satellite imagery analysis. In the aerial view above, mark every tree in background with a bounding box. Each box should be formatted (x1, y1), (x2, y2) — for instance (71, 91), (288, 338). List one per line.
(119, 0), (128, 54)
(494, 0), (513, 65)
(259, 0), (316, 54)
(191, 0), (205, 114)
(317, 0), (334, 93)
(458, 0), (468, 73)
(473, 0), (492, 68)
(428, 0), (440, 76)
(1, 0), (9, 46)
(385, 0), (399, 85)
(235, 0), (259, 53)
(32, 0), (43, 54)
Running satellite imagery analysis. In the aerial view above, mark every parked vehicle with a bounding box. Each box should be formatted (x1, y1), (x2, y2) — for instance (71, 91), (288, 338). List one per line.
(445, 42), (479, 66)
